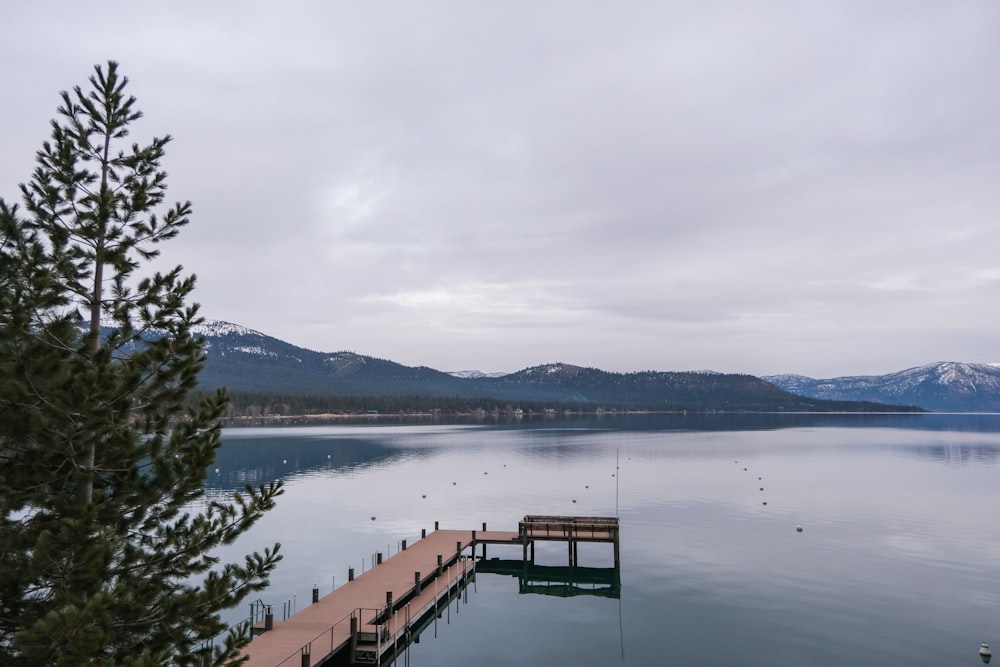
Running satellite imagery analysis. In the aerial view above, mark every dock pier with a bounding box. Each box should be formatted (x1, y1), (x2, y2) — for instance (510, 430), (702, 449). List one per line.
(235, 515), (619, 667)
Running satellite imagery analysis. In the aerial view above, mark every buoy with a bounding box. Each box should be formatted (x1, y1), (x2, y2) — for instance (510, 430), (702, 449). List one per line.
(981, 642), (992, 664)
(572, 499), (577, 503)
(452, 482), (456, 485)
(796, 526), (803, 533)
(370, 516), (376, 521)
(282, 459), (287, 464)
(743, 467), (747, 471)
(762, 501), (768, 506)
(421, 494), (426, 499)
(760, 487), (764, 491)
(214, 468), (219, 474)
(585, 485), (589, 489)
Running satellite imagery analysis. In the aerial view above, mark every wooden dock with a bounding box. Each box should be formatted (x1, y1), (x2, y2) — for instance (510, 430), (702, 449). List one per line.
(235, 516), (619, 667)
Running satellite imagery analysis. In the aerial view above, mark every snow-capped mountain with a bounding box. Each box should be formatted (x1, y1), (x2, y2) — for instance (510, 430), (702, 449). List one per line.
(187, 320), (911, 411)
(763, 362), (1000, 412)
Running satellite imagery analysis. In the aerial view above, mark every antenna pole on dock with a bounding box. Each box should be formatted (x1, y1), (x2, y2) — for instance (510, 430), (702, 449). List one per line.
(615, 448), (620, 517)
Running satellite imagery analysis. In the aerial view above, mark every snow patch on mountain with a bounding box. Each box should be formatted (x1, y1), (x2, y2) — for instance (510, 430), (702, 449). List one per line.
(448, 370), (508, 379)
(191, 320), (265, 338)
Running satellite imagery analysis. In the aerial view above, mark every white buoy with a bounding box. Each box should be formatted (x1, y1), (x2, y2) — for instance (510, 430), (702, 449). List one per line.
(796, 525), (803, 533)
(981, 642), (992, 664)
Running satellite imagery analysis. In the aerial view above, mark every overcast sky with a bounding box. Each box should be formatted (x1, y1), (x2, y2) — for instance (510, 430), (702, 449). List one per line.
(2, 2), (998, 378)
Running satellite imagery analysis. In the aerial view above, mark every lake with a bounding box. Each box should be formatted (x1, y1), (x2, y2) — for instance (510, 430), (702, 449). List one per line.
(206, 413), (1000, 666)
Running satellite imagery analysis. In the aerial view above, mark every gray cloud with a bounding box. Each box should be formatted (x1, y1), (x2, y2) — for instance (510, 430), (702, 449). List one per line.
(2, 1), (999, 377)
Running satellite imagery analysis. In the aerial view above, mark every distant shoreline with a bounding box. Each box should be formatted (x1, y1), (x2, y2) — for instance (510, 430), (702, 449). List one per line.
(218, 407), (930, 428)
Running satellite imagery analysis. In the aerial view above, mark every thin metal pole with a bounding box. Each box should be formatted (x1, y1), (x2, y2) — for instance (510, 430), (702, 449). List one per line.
(615, 448), (620, 517)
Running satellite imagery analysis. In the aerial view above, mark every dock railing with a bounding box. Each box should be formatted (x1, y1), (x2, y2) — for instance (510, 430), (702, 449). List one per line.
(519, 515), (619, 541)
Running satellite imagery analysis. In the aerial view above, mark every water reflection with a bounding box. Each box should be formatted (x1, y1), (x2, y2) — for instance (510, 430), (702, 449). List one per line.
(206, 432), (413, 491)
(476, 560), (622, 599)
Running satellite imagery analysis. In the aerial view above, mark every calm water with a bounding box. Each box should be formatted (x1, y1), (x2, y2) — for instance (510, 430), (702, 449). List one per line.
(206, 414), (1000, 666)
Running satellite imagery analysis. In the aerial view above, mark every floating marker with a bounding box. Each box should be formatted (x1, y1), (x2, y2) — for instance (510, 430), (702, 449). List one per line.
(796, 526), (803, 532)
(762, 501), (768, 506)
(422, 494), (427, 499)
(370, 516), (376, 521)
(572, 499), (577, 503)
(585, 485), (589, 489)
(981, 643), (992, 664)
(282, 459), (287, 464)
(214, 468), (219, 474)
(760, 487), (764, 491)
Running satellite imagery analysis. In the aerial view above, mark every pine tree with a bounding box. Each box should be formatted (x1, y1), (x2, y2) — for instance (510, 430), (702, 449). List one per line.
(0, 61), (283, 666)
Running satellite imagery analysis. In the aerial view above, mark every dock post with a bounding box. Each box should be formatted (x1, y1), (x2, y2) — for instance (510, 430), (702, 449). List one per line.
(414, 571), (421, 593)
(422, 528), (426, 538)
(482, 522), (487, 531)
(456, 540), (462, 555)
(301, 643), (311, 667)
(348, 567), (355, 581)
(376, 552), (383, 565)
(312, 585), (319, 604)
(349, 615), (358, 665)
(264, 605), (273, 631)
(434, 521), (439, 531)
(437, 554), (443, 575)
(402, 539), (407, 551)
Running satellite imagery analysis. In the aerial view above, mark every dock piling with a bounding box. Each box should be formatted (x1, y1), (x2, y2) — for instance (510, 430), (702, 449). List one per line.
(312, 585), (319, 604)
(348, 567), (355, 582)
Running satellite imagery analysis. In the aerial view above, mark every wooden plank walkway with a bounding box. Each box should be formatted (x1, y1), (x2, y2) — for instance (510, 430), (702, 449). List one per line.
(238, 529), (517, 667)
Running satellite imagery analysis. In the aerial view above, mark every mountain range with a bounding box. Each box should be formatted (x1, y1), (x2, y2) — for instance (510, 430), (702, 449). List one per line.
(763, 362), (1000, 412)
(181, 320), (976, 413)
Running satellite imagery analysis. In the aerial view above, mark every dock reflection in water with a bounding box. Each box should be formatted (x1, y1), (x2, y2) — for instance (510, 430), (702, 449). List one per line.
(475, 559), (621, 599)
